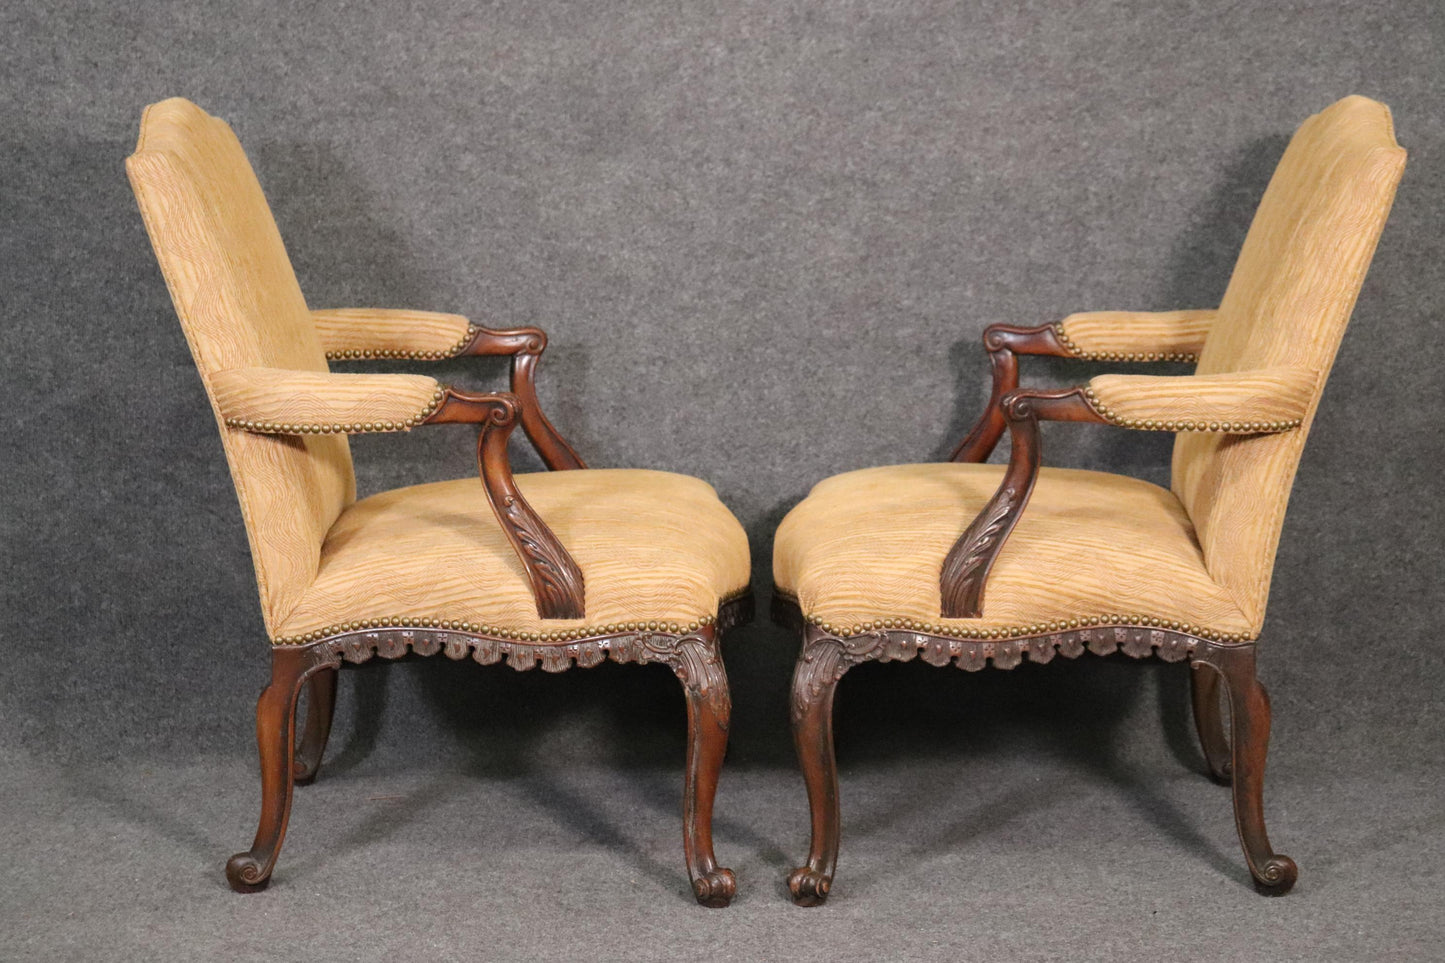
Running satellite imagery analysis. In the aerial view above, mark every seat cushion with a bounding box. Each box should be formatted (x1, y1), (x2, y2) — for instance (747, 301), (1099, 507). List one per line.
(275, 469), (750, 642)
(773, 463), (1252, 638)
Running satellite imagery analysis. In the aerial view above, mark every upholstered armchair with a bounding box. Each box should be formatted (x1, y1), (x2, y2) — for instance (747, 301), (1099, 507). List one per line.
(773, 96), (1404, 903)
(127, 99), (751, 906)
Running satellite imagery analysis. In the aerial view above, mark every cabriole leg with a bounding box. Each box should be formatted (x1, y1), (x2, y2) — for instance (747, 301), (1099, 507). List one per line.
(1193, 642), (1298, 894)
(787, 627), (855, 906)
(667, 628), (736, 907)
(1190, 661), (1232, 783)
(226, 644), (336, 892)
(293, 667), (338, 785)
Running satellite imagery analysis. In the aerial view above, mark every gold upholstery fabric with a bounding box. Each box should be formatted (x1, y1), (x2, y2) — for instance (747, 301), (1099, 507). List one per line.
(128, 99), (353, 631)
(277, 469), (752, 641)
(775, 97), (1403, 641)
(131, 98), (753, 644)
(311, 308), (474, 357)
(773, 464), (1252, 638)
(1086, 368), (1315, 429)
(1172, 96), (1404, 628)
(212, 368), (444, 433)
(1059, 309), (1216, 357)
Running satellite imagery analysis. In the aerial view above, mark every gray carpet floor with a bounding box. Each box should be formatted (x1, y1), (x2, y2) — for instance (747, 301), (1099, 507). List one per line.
(3, 658), (1441, 962)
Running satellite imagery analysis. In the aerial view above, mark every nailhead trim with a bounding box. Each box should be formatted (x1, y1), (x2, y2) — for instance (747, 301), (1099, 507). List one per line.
(273, 612), (717, 645)
(1080, 386), (1301, 433)
(225, 386), (448, 435)
(325, 324), (481, 361)
(806, 612), (1253, 643)
(1055, 323), (1199, 364)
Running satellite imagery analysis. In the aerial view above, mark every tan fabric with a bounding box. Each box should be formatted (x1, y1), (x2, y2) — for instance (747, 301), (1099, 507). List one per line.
(773, 464), (1252, 637)
(277, 469), (752, 640)
(1086, 368), (1315, 430)
(1172, 96), (1405, 629)
(311, 308), (474, 358)
(212, 368), (443, 433)
(1059, 309), (1216, 357)
(775, 102), (1402, 640)
(127, 98), (353, 631)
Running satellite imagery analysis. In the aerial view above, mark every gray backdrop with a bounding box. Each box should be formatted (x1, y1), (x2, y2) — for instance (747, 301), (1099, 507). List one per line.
(2, 1), (1443, 960)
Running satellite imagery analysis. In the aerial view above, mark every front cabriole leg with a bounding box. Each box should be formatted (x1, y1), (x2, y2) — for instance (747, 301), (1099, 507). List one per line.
(226, 642), (339, 892)
(1192, 641), (1298, 894)
(786, 624), (885, 905)
(659, 625), (736, 907)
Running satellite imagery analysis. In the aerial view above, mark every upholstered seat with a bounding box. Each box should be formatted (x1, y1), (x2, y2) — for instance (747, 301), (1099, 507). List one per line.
(278, 470), (750, 644)
(774, 463), (1250, 641)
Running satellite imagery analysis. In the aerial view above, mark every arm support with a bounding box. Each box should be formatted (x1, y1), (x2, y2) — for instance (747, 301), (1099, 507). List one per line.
(1081, 368), (1314, 432)
(212, 368), (447, 433)
(940, 370), (1311, 619)
(214, 368), (585, 620)
(1055, 309), (1216, 361)
(313, 308), (586, 471)
(951, 309), (1216, 463)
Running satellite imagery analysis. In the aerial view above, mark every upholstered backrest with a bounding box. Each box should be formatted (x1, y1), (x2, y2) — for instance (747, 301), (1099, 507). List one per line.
(127, 98), (355, 633)
(1171, 96), (1404, 632)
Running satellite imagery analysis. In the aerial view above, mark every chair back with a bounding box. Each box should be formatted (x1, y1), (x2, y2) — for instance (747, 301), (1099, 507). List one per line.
(1172, 96), (1405, 631)
(127, 98), (354, 633)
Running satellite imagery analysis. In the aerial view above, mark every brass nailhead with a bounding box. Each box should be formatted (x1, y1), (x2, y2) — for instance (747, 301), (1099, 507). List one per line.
(324, 324), (481, 362)
(226, 386), (448, 436)
(792, 611), (1254, 645)
(1054, 323), (1199, 365)
(271, 609), (723, 645)
(1079, 386), (1300, 434)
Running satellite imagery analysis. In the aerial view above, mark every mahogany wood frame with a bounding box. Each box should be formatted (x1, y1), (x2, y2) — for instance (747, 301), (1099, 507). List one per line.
(224, 337), (752, 906)
(780, 321), (1297, 905)
(229, 593), (751, 904)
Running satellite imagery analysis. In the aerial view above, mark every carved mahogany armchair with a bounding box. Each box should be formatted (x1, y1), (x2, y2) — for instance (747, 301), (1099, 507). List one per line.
(127, 99), (750, 905)
(773, 96), (1404, 903)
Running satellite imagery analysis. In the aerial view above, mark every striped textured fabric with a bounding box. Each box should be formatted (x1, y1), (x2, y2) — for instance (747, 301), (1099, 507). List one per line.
(776, 96), (1404, 639)
(773, 463), (1253, 638)
(212, 368), (443, 433)
(1086, 368), (1316, 429)
(1059, 309), (1216, 357)
(311, 308), (474, 357)
(277, 469), (751, 642)
(128, 99), (353, 631)
(1172, 96), (1405, 629)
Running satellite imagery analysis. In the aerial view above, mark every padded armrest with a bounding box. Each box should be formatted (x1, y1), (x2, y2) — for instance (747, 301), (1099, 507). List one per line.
(1082, 367), (1315, 432)
(1055, 309), (1217, 361)
(212, 367), (446, 434)
(311, 308), (477, 360)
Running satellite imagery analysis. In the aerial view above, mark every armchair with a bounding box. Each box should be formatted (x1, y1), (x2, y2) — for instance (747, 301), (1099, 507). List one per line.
(773, 96), (1405, 903)
(127, 99), (750, 905)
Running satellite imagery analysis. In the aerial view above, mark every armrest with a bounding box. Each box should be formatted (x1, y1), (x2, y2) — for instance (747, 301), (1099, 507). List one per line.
(214, 367), (584, 619)
(1056, 309), (1216, 361)
(213, 368), (446, 433)
(940, 370), (1311, 619)
(311, 308), (477, 360)
(314, 308), (586, 471)
(951, 311), (1216, 463)
(1081, 368), (1313, 432)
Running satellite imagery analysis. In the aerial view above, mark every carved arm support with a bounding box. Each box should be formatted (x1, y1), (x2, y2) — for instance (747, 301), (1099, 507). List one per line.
(940, 369), (1313, 619)
(951, 309), (1217, 463)
(312, 308), (587, 471)
(212, 367), (585, 620)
